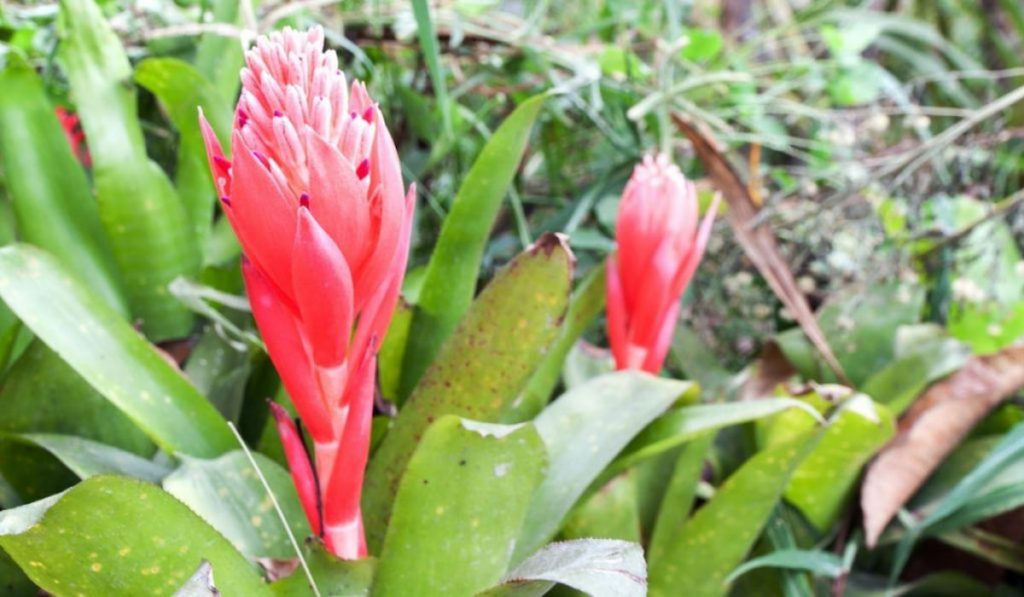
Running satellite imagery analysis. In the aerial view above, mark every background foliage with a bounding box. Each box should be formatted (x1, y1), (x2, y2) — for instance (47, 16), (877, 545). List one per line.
(2, 0), (1024, 595)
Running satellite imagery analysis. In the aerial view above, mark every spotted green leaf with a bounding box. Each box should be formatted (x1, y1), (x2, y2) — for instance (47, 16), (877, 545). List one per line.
(0, 476), (268, 596)
(374, 417), (546, 595)
(363, 235), (572, 550)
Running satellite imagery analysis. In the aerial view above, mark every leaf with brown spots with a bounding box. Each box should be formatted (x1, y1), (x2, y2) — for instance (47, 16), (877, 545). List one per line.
(362, 234), (573, 551)
(861, 345), (1024, 547)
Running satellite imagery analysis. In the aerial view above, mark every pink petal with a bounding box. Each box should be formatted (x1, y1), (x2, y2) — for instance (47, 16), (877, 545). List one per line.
(269, 401), (322, 537)
(304, 129), (370, 266)
(322, 349), (376, 559)
(291, 207), (355, 367)
(605, 254), (631, 371)
(231, 131), (299, 296)
(243, 259), (332, 443)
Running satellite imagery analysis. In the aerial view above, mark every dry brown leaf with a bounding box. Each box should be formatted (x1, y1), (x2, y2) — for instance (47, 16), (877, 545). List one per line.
(861, 345), (1024, 547)
(672, 114), (847, 382)
(739, 342), (796, 401)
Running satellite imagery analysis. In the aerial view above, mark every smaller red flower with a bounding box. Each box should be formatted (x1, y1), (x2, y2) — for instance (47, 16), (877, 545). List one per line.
(607, 153), (719, 373)
(55, 106), (91, 167)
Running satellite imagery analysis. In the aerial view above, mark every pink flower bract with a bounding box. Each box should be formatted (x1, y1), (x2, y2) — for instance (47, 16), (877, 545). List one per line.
(199, 26), (414, 559)
(607, 153), (718, 373)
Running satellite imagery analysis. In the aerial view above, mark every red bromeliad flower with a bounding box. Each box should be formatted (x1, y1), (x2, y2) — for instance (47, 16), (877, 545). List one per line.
(198, 26), (415, 559)
(55, 106), (91, 167)
(607, 153), (719, 374)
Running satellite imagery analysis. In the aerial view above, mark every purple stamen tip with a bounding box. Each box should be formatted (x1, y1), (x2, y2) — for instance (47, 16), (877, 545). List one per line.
(356, 159), (370, 180)
(350, 111), (358, 120)
(252, 151), (269, 168)
(299, 193), (310, 208)
(273, 109), (283, 118)
(220, 196), (232, 207)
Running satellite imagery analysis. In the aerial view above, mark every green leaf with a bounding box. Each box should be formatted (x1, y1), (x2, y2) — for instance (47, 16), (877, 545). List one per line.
(648, 434), (818, 597)
(562, 470), (641, 543)
(612, 398), (822, 473)
(270, 541), (374, 596)
(0, 244), (234, 457)
(480, 539), (646, 597)
(514, 372), (698, 561)
(0, 341), (154, 501)
(725, 549), (843, 583)
(162, 451), (310, 560)
(398, 95), (548, 399)
(374, 417), (546, 595)
(646, 434), (714, 570)
(0, 548), (34, 595)
(363, 235), (572, 551)
(776, 282), (924, 386)
(378, 298), (413, 403)
(680, 28), (724, 62)
(6, 433), (169, 483)
(58, 0), (199, 340)
(134, 58), (233, 250)
(0, 476), (268, 595)
(861, 325), (970, 414)
(0, 59), (127, 316)
(506, 263), (606, 422)
(410, 0), (453, 138)
(193, 0), (245, 106)
(785, 395), (895, 531)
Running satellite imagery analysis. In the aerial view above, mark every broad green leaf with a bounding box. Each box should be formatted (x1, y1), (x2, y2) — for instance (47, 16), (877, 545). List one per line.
(562, 470), (641, 543)
(0, 244), (234, 457)
(134, 58), (233, 250)
(861, 326), (970, 414)
(786, 396), (895, 531)
(183, 325), (252, 423)
(0, 60), (127, 316)
(726, 549), (843, 583)
(270, 541), (374, 596)
(163, 451), (310, 560)
(363, 235), (571, 550)
(612, 398), (822, 473)
(374, 417), (546, 595)
(646, 434), (714, 570)
(0, 476), (268, 595)
(480, 539), (647, 597)
(648, 434), (818, 597)
(776, 282), (924, 386)
(58, 0), (199, 340)
(507, 263), (606, 422)
(514, 372), (697, 561)
(6, 433), (169, 483)
(398, 95), (548, 399)
(0, 341), (154, 501)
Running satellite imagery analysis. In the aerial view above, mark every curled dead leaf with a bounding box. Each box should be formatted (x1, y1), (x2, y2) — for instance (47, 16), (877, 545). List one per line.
(861, 345), (1024, 547)
(672, 114), (847, 384)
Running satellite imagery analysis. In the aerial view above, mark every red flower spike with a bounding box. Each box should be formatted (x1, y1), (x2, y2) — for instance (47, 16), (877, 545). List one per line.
(201, 26), (414, 558)
(55, 106), (91, 167)
(607, 153), (719, 374)
(268, 402), (322, 536)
